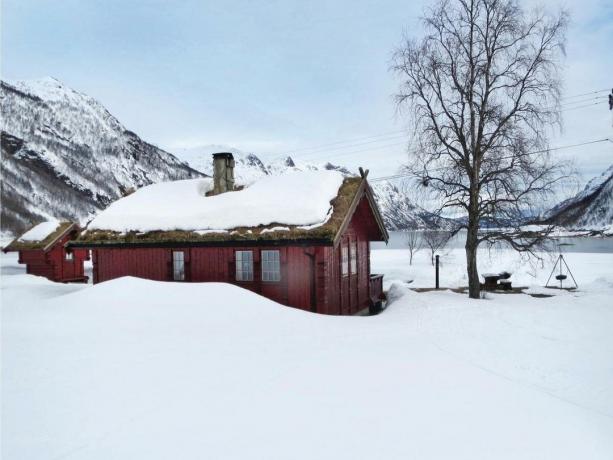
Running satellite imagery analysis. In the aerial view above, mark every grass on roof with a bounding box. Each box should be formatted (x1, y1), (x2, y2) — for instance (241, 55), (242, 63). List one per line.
(5, 222), (74, 251)
(75, 177), (363, 245)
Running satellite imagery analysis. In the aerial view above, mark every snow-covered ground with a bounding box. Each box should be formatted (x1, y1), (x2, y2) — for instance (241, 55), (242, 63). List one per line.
(2, 249), (613, 459)
(371, 246), (613, 291)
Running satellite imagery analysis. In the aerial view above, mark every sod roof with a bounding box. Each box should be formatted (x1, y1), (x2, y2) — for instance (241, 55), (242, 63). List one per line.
(72, 176), (388, 248)
(3, 222), (76, 252)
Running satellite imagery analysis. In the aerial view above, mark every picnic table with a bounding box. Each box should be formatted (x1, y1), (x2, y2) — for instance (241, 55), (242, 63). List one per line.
(481, 271), (512, 291)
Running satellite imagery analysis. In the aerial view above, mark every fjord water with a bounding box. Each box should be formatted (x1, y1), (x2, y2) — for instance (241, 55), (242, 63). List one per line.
(373, 230), (613, 253)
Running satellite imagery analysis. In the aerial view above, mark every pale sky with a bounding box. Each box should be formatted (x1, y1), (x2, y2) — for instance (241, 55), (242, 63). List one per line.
(2, 0), (612, 185)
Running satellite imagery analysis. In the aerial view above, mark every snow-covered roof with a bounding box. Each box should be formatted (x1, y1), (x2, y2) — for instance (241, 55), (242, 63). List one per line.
(88, 171), (343, 233)
(18, 220), (62, 242)
(3, 221), (76, 252)
(76, 171), (388, 246)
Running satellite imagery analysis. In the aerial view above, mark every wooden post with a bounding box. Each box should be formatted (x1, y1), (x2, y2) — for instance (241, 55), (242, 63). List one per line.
(435, 255), (440, 289)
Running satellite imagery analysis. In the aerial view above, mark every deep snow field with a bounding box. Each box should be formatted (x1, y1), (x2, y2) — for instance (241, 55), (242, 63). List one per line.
(2, 247), (613, 459)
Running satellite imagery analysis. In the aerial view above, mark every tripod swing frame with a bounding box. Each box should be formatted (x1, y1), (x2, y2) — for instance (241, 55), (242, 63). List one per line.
(545, 254), (578, 289)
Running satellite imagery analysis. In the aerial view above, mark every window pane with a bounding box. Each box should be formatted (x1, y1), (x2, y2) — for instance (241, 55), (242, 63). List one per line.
(261, 250), (280, 282)
(236, 251), (253, 281)
(173, 251), (185, 281)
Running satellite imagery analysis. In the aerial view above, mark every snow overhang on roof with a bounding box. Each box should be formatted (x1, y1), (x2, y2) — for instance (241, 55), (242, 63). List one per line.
(71, 171), (388, 248)
(3, 221), (77, 252)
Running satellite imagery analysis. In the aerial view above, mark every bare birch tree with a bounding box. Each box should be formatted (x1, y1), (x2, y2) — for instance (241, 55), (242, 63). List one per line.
(423, 230), (452, 265)
(405, 228), (424, 265)
(392, 0), (569, 298)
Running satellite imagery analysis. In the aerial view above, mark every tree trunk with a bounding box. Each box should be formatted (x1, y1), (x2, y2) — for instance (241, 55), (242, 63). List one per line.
(466, 219), (480, 299)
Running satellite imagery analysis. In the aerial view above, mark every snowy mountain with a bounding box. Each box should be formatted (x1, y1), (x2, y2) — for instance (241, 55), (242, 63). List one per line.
(1, 76), (432, 235)
(1, 77), (203, 235)
(541, 164), (613, 230)
(172, 145), (439, 230)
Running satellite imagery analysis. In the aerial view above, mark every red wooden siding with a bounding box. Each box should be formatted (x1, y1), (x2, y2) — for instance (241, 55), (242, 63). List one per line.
(314, 195), (376, 315)
(93, 245), (317, 312)
(17, 230), (88, 283)
(89, 191), (384, 315)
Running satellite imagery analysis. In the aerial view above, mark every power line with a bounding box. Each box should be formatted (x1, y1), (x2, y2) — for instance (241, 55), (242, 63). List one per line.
(560, 88), (610, 100)
(271, 134), (407, 160)
(559, 101), (606, 112)
(368, 138), (612, 182)
(297, 141), (409, 162)
(264, 92), (609, 163)
(560, 96), (607, 107)
(269, 129), (406, 158)
(298, 102), (606, 163)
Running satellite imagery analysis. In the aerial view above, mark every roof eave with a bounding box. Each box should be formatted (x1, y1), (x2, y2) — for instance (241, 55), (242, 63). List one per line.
(3, 222), (77, 252)
(68, 237), (335, 249)
(332, 172), (389, 247)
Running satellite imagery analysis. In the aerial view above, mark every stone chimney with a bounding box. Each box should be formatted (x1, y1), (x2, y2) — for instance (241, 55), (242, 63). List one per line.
(212, 152), (235, 195)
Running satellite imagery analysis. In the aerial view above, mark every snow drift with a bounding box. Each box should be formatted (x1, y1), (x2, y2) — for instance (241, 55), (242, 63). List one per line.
(2, 248), (613, 459)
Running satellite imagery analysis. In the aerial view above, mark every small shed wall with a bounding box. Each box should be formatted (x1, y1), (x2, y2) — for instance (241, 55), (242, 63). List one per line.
(18, 231), (88, 282)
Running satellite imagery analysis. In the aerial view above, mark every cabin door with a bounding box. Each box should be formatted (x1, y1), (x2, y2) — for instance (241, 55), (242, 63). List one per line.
(63, 249), (76, 280)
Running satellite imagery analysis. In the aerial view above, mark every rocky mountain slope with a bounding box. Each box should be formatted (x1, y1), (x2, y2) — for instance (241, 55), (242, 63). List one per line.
(1, 77), (203, 235)
(1, 77), (437, 236)
(541, 164), (613, 230)
(172, 145), (439, 230)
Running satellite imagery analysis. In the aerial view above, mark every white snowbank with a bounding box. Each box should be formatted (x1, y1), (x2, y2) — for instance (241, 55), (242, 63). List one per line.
(371, 246), (613, 291)
(17, 219), (61, 242)
(2, 250), (613, 459)
(88, 171), (344, 233)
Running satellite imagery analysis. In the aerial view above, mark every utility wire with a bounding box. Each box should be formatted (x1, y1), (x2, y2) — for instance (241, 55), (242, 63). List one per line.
(275, 130), (405, 154)
(298, 101), (606, 163)
(276, 134), (407, 157)
(264, 90), (609, 163)
(560, 88), (610, 100)
(558, 101), (606, 112)
(560, 96), (607, 107)
(368, 138), (612, 182)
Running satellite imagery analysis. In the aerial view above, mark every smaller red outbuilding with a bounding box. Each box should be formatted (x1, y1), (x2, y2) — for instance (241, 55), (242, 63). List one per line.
(3, 221), (89, 283)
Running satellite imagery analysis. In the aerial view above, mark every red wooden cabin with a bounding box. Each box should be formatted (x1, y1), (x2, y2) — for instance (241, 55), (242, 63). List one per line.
(70, 155), (388, 315)
(3, 221), (89, 283)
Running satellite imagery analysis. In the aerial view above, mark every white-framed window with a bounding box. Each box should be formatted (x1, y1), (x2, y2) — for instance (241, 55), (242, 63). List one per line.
(65, 251), (74, 261)
(261, 250), (281, 282)
(235, 250), (254, 281)
(341, 245), (349, 277)
(172, 251), (185, 281)
(350, 241), (357, 275)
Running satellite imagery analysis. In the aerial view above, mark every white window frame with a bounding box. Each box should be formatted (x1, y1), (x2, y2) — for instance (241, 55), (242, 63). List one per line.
(350, 241), (357, 275)
(341, 245), (349, 277)
(261, 250), (281, 282)
(65, 251), (74, 261)
(235, 250), (254, 281)
(172, 251), (185, 281)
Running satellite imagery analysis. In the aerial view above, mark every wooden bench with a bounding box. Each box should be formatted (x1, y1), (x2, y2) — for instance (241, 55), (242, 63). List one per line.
(481, 272), (512, 291)
(499, 279), (512, 291)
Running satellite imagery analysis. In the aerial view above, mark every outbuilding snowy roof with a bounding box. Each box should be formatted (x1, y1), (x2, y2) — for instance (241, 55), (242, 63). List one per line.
(73, 171), (388, 247)
(3, 221), (77, 252)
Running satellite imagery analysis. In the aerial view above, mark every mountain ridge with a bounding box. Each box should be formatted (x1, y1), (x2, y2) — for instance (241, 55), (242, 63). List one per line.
(1, 78), (203, 235)
(540, 164), (613, 230)
(2, 77), (470, 236)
